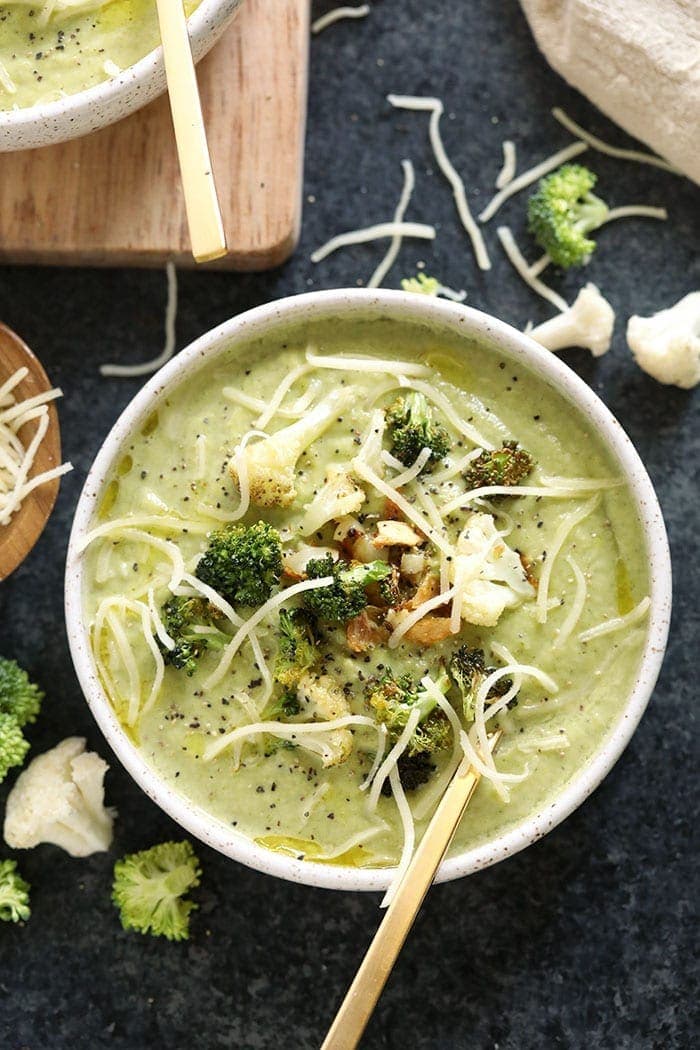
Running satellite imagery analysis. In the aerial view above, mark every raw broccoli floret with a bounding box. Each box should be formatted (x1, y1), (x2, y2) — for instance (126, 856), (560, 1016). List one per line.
(0, 859), (30, 923)
(274, 609), (319, 689)
(159, 595), (229, 676)
(0, 657), (44, 727)
(385, 391), (450, 467)
(302, 554), (392, 624)
(112, 841), (201, 941)
(463, 441), (534, 490)
(195, 521), (282, 608)
(0, 713), (30, 784)
(527, 164), (609, 268)
(448, 646), (516, 723)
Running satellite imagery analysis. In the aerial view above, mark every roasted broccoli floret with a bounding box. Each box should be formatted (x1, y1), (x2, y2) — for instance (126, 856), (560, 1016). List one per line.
(0, 859), (30, 923)
(0, 657), (44, 728)
(229, 388), (351, 507)
(381, 752), (436, 796)
(274, 609), (319, 689)
(302, 554), (392, 624)
(527, 164), (609, 268)
(195, 521), (282, 608)
(159, 595), (229, 675)
(0, 713), (30, 784)
(463, 441), (534, 490)
(448, 646), (516, 723)
(385, 391), (450, 467)
(367, 670), (452, 758)
(112, 840), (201, 941)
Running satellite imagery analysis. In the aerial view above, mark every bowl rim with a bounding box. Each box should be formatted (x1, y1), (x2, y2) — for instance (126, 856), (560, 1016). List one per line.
(65, 288), (672, 892)
(0, 0), (234, 133)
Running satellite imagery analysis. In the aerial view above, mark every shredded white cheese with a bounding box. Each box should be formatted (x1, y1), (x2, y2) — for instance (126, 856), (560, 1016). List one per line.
(0, 368), (72, 527)
(203, 713), (380, 763)
(551, 108), (681, 175)
(311, 221), (436, 264)
(536, 495), (599, 624)
(368, 159), (416, 288)
(0, 59), (17, 95)
(311, 3), (370, 34)
(380, 765), (415, 909)
(479, 140), (588, 223)
(496, 226), (568, 313)
(100, 262), (177, 378)
(553, 554), (587, 649)
(495, 140), (517, 189)
(579, 595), (651, 643)
(387, 93), (491, 271)
(306, 348), (430, 378)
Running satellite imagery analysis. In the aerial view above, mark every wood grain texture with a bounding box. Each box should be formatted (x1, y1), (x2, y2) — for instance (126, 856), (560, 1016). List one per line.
(0, 326), (63, 581)
(0, 0), (309, 271)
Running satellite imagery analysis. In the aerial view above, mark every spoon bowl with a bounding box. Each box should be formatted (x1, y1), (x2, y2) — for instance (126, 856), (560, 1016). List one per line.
(0, 324), (63, 581)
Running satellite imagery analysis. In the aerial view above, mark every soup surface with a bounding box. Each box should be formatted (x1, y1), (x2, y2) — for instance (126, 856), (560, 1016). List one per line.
(0, 0), (199, 110)
(81, 316), (650, 881)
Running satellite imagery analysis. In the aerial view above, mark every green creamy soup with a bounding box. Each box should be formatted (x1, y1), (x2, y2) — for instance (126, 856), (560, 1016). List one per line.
(82, 317), (650, 871)
(0, 0), (199, 110)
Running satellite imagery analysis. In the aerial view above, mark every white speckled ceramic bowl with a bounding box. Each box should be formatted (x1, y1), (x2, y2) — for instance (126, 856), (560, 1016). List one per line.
(0, 0), (242, 152)
(65, 290), (672, 891)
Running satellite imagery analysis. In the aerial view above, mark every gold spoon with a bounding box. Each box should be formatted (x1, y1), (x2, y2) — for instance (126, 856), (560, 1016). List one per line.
(0, 324), (63, 581)
(154, 0), (227, 264)
(321, 731), (501, 1050)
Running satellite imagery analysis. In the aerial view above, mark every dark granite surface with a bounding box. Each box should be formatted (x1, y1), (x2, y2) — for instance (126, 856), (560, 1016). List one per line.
(1, 1), (698, 1047)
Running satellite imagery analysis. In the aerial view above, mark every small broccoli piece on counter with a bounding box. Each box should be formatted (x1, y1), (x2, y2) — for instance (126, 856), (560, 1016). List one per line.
(367, 670), (452, 758)
(112, 840), (201, 941)
(302, 554), (392, 624)
(3, 737), (115, 857)
(0, 859), (30, 924)
(229, 387), (351, 507)
(0, 656), (44, 728)
(159, 596), (229, 675)
(385, 391), (450, 467)
(463, 441), (534, 490)
(274, 609), (320, 689)
(0, 714), (30, 784)
(449, 646), (516, 723)
(527, 164), (608, 268)
(195, 520), (282, 608)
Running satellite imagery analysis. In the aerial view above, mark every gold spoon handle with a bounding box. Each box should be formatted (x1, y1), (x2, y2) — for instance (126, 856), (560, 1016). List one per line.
(154, 0), (227, 263)
(321, 732), (501, 1050)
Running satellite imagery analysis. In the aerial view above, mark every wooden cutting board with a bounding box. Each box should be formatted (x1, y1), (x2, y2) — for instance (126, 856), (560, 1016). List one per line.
(0, 0), (309, 271)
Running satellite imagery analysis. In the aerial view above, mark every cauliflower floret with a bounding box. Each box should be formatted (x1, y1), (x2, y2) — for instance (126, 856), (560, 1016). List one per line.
(451, 512), (535, 627)
(528, 283), (615, 357)
(3, 737), (115, 857)
(230, 388), (351, 507)
(627, 292), (700, 389)
(300, 466), (366, 535)
(294, 673), (353, 768)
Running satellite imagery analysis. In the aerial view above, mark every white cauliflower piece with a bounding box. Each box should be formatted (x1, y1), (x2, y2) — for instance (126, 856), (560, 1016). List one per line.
(294, 673), (353, 768)
(230, 387), (351, 507)
(3, 737), (115, 857)
(529, 284), (615, 357)
(451, 512), (535, 627)
(300, 466), (366, 535)
(627, 292), (700, 389)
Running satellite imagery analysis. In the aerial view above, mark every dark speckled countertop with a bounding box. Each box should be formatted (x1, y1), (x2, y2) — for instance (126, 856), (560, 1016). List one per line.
(0, 2), (698, 1047)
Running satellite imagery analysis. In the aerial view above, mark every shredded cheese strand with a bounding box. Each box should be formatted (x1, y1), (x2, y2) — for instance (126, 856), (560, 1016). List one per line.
(600, 205), (668, 225)
(551, 108), (681, 175)
(397, 377), (495, 449)
(359, 724), (388, 791)
(579, 595), (651, 643)
(380, 766), (415, 908)
(311, 3), (370, 33)
(387, 585), (457, 649)
(368, 159), (416, 288)
(497, 226), (568, 312)
(441, 481), (614, 517)
(553, 554), (587, 649)
(537, 495), (600, 624)
(203, 713), (380, 763)
(387, 93), (491, 271)
(353, 458), (453, 556)
(495, 140), (517, 189)
(204, 577), (335, 690)
(78, 513), (210, 551)
(311, 221), (436, 264)
(254, 363), (313, 430)
(100, 262), (178, 377)
(367, 707), (422, 810)
(479, 140), (588, 222)
(384, 446), (432, 488)
(306, 348), (430, 378)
